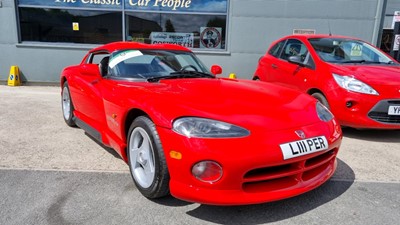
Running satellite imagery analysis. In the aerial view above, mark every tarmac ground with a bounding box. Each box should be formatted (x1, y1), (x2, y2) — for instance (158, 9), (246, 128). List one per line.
(0, 85), (399, 225)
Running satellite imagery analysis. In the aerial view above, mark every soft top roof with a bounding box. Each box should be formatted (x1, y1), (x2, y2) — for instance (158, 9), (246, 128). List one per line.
(90, 41), (192, 53)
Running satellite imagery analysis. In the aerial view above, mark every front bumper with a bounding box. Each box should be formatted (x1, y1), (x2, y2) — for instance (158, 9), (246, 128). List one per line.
(367, 99), (400, 125)
(170, 149), (337, 205)
(156, 120), (342, 205)
(327, 88), (400, 129)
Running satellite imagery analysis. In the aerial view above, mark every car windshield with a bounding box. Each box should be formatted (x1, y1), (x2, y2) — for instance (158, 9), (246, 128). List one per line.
(309, 38), (395, 64)
(107, 49), (212, 80)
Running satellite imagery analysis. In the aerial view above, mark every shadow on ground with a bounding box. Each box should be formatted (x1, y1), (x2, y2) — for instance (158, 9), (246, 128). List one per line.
(342, 127), (400, 143)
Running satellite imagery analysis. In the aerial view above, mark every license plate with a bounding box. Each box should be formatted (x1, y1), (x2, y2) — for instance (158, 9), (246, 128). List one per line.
(388, 106), (400, 115)
(280, 136), (328, 160)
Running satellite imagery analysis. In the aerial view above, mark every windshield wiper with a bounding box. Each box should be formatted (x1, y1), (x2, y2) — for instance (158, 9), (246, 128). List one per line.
(147, 71), (215, 82)
(341, 60), (397, 65)
(170, 70), (215, 77)
(340, 60), (366, 64)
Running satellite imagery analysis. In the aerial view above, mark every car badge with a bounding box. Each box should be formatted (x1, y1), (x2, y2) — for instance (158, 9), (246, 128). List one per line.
(295, 130), (306, 139)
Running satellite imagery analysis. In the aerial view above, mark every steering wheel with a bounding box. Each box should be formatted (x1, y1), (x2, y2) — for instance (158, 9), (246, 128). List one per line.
(180, 65), (198, 72)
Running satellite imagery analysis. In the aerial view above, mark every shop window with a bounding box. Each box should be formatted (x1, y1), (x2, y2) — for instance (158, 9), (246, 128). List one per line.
(17, 0), (229, 51)
(19, 8), (122, 44)
(380, 29), (394, 54)
(125, 12), (226, 50)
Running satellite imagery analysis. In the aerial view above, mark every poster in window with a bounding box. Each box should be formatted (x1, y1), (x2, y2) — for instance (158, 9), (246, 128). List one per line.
(150, 32), (194, 48)
(200, 27), (222, 49)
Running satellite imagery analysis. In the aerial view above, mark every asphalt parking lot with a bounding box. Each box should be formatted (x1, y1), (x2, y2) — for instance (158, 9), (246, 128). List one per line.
(0, 85), (399, 225)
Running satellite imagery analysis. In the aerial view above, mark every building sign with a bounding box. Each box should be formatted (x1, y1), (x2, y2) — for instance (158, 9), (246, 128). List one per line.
(393, 34), (400, 51)
(392, 11), (400, 29)
(150, 32), (194, 47)
(199, 27), (222, 49)
(126, 0), (227, 13)
(18, 0), (122, 9)
(18, 0), (228, 13)
(293, 29), (316, 35)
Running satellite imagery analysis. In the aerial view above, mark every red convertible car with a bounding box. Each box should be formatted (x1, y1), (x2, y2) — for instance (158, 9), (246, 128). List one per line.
(254, 34), (400, 129)
(61, 42), (342, 205)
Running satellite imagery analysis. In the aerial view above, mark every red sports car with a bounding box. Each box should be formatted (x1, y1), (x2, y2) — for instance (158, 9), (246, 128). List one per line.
(254, 34), (400, 129)
(61, 42), (342, 205)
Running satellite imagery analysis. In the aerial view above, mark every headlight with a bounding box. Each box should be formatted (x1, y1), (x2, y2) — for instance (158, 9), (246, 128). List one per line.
(316, 102), (334, 122)
(173, 117), (250, 138)
(333, 74), (379, 95)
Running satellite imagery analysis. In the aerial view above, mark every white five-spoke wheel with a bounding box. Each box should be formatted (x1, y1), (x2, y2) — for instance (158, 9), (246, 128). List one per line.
(127, 116), (170, 199)
(61, 82), (76, 127)
(129, 127), (156, 189)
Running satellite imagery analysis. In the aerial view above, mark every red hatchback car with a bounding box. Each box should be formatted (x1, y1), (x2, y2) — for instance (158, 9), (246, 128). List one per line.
(254, 34), (400, 129)
(61, 42), (342, 205)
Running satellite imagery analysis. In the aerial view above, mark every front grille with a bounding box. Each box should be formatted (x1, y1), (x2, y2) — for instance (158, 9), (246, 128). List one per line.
(368, 112), (400, 123)
(242, 149), (337, 193)
(368, 99), (400, 124)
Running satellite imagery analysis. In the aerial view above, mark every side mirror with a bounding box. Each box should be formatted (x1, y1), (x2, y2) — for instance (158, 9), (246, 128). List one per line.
(80, 64), (101, 77)
(288, 56), (305, 67)
(211, 65), (222, 75)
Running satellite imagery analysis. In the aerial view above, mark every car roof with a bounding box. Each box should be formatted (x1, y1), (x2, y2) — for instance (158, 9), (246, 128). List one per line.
(282, 34), (361, 41)
(89, 41), (192, 53)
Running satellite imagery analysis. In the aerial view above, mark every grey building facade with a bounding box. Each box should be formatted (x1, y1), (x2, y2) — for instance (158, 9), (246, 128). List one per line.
(0, 0), (398, 83)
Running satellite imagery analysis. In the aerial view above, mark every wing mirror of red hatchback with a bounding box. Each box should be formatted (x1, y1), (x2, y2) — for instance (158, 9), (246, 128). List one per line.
(288, 56), (305, 66)
(80, 64), (101, 77)
(211, 64), (222, 76)
(288, 55), (315, 69)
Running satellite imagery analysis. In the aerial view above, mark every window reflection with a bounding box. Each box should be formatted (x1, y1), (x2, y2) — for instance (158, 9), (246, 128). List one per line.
(18, 6), (227, 50)
(125, 12), (226, 49)
(19, 8), (122, 44)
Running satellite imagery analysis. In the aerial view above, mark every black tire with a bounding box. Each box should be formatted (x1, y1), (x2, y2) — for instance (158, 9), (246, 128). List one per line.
(61, 82), (77, 127)
(127, 116), (170, 199)
(311, 92), (330, 109)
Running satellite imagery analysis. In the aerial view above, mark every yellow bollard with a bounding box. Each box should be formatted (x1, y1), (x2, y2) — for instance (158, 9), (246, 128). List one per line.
(229, 73), (237, 79)
(8, 66), (21, 86)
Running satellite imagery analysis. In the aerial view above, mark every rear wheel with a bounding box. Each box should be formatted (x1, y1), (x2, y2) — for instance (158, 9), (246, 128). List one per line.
(61, 82), (76, 127)
(127, 116), (170, 199)
(311, 92), (330, 109)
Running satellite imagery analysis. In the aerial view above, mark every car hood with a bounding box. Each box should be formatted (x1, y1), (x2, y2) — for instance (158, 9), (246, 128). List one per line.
(330, 64), (400, 86)
(127, 78), (322, 131)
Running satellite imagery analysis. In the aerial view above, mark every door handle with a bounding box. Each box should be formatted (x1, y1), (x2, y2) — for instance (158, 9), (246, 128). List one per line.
(91, 79), (99, 85)
(271, 64), (278, 69)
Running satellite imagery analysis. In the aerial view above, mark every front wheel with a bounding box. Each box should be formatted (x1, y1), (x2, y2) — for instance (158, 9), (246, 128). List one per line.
(61, 82), (76, 127)
(127, 116), (170, 199)
(311, 92), (330, 109)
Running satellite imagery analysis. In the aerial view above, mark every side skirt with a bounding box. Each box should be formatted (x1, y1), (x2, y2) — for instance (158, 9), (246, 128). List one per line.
(73, 117), (102, 144)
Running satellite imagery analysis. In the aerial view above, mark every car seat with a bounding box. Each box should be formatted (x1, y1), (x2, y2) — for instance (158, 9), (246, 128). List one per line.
(283, 43), (302, 60)
(288, 43), (301, 56)
(99, 56), (110, 76)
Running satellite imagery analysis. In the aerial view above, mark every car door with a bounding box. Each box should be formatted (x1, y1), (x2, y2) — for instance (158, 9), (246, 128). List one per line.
(272, 38), (317, 92)
(72, 52), (109, 130)
(256, 39), (286, 82)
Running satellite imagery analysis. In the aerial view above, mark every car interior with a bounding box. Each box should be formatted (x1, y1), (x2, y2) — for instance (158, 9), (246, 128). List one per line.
(99, 56), (110, 77)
